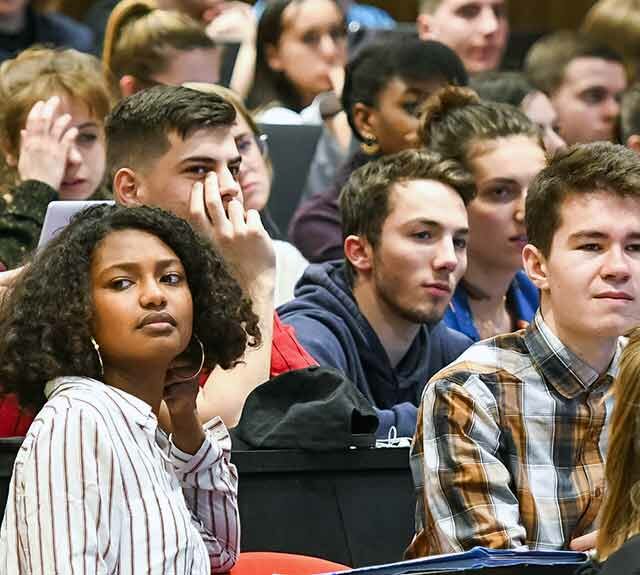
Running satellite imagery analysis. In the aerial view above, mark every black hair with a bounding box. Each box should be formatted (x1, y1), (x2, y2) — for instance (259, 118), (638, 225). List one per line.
(105, 84), (236, 175)
(470, 71), (536, 108)
(341, 35), (469, 141)
(0, 204), (260, 410)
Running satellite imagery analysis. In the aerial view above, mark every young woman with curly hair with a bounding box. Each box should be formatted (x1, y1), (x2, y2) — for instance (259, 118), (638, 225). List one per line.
(0, 203), (260, 574)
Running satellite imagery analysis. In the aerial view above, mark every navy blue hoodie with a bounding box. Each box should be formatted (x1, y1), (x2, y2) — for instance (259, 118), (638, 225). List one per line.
(277, 261), (472, 438)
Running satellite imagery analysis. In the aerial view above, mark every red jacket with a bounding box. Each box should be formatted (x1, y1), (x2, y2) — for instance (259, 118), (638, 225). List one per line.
(0, 313), (317, 437)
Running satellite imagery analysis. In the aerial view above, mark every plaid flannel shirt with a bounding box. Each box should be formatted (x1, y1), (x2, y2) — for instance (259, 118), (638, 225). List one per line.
(407, 311), (626, 556)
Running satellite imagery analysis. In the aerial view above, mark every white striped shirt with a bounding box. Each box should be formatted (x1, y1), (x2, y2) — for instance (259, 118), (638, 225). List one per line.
(0, 376), (240, 574)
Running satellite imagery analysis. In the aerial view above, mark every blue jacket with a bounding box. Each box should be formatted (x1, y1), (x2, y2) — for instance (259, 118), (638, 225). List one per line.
(444, 270), (539, 342)
(277, 261), (471, 438)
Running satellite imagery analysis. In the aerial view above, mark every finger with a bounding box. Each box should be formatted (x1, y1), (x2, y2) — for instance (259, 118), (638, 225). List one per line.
(245, 208), (266, 231)
(50, 113), (72, 141)
(39, 95), (60, 132)
(204, 172), (229, 226)
(188, 180), (210, 230)
(24, 100), (45, 134)
(569, 531), (597, 551)
(227, 198), (247, 231)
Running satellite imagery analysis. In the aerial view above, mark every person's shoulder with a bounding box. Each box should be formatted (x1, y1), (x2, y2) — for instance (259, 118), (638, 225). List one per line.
(34, 11), (94, 51)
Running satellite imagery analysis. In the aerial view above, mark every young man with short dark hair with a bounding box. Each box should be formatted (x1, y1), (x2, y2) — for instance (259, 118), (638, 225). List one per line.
(408, 142), (640, 556)
(106, 85), (316, 428)
(525, 31), (627, 146)
(278, 149), (474, 438)
(416, 0), (509, 74)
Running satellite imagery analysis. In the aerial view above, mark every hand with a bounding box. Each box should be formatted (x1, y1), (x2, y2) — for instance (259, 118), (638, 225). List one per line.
(188, 172), (275, 297)
(570, 530), (598, 552)
(328, 65), (345, 99)
(17, 96), (79, 191)
(0, 265), (24, 302)
(205, 2), (256, 44)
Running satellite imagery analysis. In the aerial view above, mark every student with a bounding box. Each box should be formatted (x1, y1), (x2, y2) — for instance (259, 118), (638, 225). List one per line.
(0, 46), (114, 270)
(278, 149), (474, 438)
(620, 83), (640, 153)
(525, 31), (627, 146)
(106, 85), (316, 428)
(0, 204), (250, 573)
(246, 0), (348, 122)
(184, 81), (309, 306)
(102, 0), (221, 97)
(421, 86), (545, 341)
(582, 0), (640, 80)
(408, 142), (640, 555)
(289, 36), (468, 263)
(416, 0), (509, 74)
(0, 0), (94, 63)
(470, 70), (565, 154)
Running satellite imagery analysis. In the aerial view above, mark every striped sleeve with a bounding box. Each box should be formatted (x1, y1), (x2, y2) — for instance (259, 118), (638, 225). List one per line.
(1, 402), (123, 574)
(168, 416), (240, 573)
(420, 376), (527, 553)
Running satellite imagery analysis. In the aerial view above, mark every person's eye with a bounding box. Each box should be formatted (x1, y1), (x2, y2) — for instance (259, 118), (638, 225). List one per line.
(301, 31), (321, 46)
(186, 165), (209, 177)
(580, 88), (607, 105)
(229, 163), (241, 179)
(161, 272), (184, 285)
(626, 243), (640, 253)
(578, 243), (601, 252)
(487, 185), (514, 201)
(110, 278), (133, 290)
(457, 3), (481, 19)
(329, 24), (347, 42)
(492, 4), (506, 19)
(236, 138), (253, 155)
(454, 237), (468, 250)
(413, 230), (432, 240)
(401, 100), (420, 117)
(76, 132), (98, 145)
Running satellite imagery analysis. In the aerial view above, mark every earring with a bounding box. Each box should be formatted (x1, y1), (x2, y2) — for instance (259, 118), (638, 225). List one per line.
(90, 336), (104, 379)
(171, 334), (206, 382)
(360, 137), (380, 155)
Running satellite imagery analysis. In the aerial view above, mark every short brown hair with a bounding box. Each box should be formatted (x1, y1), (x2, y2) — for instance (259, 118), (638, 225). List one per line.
(0, 46), (114, 159)
(339, 149), (475, 279)
(525, 30), (624, 96)
(526, 142), (640, 256)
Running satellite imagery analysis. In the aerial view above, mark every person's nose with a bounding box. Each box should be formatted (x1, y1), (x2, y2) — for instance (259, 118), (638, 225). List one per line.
(139, 278), (167, 309)
(319, 32), (338, 61)
(433, 238), (460, 273)
(66, 142), (82, 168)
(603, 95), (621, 122)
(601, 245), (632, 282)
(478, 7), (499, 36)
(514, 191), (526, 224)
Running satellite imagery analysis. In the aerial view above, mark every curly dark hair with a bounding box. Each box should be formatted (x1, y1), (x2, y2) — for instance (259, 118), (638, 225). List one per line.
(0, 204), (260, 410)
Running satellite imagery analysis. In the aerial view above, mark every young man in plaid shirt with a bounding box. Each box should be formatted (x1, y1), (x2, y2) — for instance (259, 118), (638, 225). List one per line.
(408, 142), (640, 555)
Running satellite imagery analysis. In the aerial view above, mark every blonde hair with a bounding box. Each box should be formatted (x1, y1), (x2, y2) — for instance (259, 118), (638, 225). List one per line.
(597, 328), (640, 560)
(582, 0), (640, 75)
(102, 0), (216, 91)
(0, 46), (114, 160)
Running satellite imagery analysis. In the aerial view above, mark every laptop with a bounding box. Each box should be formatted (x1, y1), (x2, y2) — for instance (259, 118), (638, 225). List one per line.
(38, 200), (115, 248)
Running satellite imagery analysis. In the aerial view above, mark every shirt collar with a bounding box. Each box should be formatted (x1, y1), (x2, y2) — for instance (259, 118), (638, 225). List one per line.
(524, 311), (623, 398)
(45, 376), (157, 429)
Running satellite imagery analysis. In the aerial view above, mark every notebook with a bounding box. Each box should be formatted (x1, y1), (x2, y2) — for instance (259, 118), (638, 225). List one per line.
(38, 200), (114, 248)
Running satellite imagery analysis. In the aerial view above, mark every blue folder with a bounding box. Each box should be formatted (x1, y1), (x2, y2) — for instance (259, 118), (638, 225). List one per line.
(321, 547), (588, 574)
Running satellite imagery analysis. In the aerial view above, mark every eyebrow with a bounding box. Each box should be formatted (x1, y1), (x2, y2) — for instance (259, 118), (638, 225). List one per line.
(179, 155), (242, 166)
(76, 122), (99, 130)
(569, 231), (640, 241)
(99, 258), (182, 275)
(409, 218), (469, 235)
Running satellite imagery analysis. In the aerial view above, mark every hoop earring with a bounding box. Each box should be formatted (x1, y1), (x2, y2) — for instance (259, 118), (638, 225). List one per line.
(171, 334), (206, 382)
(360, 137), (380, 156)
(90, 336), (104, 378)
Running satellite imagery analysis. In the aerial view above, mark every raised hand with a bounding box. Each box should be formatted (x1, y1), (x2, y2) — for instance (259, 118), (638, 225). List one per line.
(17, 96), (80, 191)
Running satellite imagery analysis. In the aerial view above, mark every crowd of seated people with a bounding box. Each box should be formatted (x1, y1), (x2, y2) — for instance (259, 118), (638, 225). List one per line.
(3, 0), (640, 572)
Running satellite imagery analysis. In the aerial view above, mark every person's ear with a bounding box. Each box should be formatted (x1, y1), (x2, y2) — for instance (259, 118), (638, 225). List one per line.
(344, 234), (374, 274)
(416, 13), (434, 40)
(627, 134), (640, 155)
(352, 102), (378, 143)
(119, 75), (141, 98)
(113, 168), (144, 207)
(522, 243), (550, 291)
(265, 43), (284, 72)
